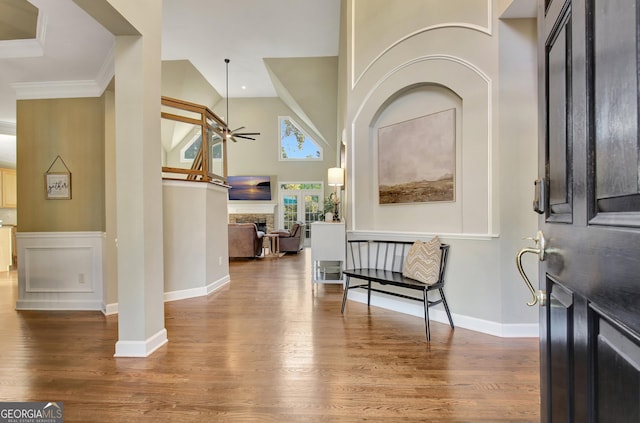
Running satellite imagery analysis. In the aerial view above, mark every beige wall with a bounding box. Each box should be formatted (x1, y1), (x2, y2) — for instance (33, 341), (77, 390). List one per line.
(17, 97), (106, 232)
(220, 97), (333, 176)
(341, 0), (539, 327)
(162, 60), (221, 108)
(215, 97), (337, 199)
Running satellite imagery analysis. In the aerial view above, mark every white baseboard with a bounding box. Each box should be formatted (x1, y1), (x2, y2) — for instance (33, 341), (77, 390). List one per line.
(104, 275), (231, 314)
(206, 275), (230, 295)
(16, 299), (103, 311)
(347, 291), (538, 338)
(102, 302), (118, 316)
(163, 275), (230, 302)
(114, 328), (168, 357)
(164, 286), (208, 302)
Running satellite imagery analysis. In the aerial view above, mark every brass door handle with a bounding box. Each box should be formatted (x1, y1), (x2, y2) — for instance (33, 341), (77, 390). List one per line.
(516, 230), (547, 306)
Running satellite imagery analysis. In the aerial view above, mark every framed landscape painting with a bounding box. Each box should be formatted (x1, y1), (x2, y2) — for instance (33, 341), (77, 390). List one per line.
(378, 108), (455, 204)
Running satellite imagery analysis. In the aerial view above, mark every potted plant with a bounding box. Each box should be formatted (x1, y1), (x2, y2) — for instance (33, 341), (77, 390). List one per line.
(324, 192), (339, 222)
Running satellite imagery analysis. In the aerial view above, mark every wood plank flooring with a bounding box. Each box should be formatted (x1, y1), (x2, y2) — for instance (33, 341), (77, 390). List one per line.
(0, 249), (540, 422)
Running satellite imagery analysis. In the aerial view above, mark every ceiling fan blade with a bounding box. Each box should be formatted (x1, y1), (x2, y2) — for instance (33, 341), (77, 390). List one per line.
(234, 135), (256, 140)
(231, 126), (245, 133)
(237, 132), (260, 136)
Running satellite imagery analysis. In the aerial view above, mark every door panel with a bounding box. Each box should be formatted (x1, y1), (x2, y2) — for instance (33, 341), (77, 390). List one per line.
(594, 309), (640, 421)
(536, 0), (640, 421)
(591, 0), (640, 224)
(546, 10), (573, 221)
(548, 281), (574, 422)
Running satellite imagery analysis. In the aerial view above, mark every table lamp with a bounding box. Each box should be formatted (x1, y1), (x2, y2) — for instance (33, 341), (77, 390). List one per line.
(327, 167), (344, 221)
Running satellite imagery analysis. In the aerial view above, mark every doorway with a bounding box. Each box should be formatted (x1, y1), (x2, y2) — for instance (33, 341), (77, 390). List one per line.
(278, 182), (324, 245)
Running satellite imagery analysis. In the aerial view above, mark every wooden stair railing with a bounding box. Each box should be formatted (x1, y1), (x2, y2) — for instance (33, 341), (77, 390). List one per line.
(186, 147), (204, 181)
(161, 96), (227, 183)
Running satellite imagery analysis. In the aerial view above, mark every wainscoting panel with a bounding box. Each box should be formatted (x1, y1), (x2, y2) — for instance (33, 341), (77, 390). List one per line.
(25, 247), (94, 292)
(16, 232), (104, 310)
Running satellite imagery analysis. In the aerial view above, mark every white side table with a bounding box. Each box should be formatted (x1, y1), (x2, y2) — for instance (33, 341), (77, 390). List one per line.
(311, 222), (345, 284)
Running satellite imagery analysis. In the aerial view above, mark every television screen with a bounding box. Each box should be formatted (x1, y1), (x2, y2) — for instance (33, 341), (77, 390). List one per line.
(227, 176), (272, 201)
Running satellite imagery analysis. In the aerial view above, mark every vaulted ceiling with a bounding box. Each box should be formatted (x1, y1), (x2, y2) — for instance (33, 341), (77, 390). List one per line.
(0, 0), (341, 163)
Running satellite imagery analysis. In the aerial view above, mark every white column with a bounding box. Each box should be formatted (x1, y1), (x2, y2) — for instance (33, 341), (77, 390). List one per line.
(113, 34), (166, 357)
(76, 0), (167, 356)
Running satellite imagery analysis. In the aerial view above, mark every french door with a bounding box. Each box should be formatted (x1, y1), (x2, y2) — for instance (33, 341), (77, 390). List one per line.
(279, 182), (324, 244)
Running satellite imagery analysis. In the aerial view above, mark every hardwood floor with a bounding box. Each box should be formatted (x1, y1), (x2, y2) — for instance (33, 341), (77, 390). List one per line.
(0, 250), (540, 422)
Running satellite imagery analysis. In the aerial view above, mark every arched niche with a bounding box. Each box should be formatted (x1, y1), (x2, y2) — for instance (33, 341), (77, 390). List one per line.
(350, 55), (493, 236)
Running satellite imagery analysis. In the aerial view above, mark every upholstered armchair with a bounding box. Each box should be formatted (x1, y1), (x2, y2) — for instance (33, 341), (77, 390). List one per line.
(270, 222), (305, 253)
(228, 223), (265, 258)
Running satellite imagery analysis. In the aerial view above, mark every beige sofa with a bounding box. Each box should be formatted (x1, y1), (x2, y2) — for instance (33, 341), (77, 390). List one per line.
(228, 223), (265, 258)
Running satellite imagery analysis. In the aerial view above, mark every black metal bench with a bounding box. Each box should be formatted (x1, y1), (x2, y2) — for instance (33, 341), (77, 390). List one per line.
(340, 240), (453, 341)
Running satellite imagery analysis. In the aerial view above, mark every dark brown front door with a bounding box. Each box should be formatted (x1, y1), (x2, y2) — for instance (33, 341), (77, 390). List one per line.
(535, 0), (640, 421)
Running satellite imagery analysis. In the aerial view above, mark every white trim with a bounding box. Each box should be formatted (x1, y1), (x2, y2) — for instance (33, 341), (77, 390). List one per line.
(206, 276), (230, 295)
(347, 291), (538, 338)
(162, 179), (229, 193)
(103, 302), (118, 316)
(95, 42), (115, 93)
(347, 230), (499, 241)
(164, 287), (206, 302)
(15, 299), (103, 311)
(114, 328), (168, 358)
(0, 11), (47, 58)
(164, 275), (230, 302)
(96, 39), (116, 95)
(103, 276), (230, 314)
(25, 246), (95, 293)
(351, 0), (493, 90)
(16, 232), (104, 311)
(11, 79), (105, 100)
(350, 54), (493, 235)
(0, 121), (16, 136)
(228, 203), (276, 214)
(17, 231), (105, 239)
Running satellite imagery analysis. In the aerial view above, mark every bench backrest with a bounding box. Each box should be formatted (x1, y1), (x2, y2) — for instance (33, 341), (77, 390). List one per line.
(347, 240), (450, 284)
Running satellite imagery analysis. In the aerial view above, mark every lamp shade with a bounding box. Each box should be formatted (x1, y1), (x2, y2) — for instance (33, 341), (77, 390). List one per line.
(327, 167), (344, 186)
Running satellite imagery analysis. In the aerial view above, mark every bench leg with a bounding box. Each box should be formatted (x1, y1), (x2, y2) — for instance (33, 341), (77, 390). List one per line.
(367, 280), (372, 307)
(440, 288), (455, 329)
(341, 276), (351, 314)
(423, 288), (431, 341)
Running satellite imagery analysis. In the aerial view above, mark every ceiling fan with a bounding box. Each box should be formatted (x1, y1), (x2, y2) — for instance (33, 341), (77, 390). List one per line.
(224, 58), (260, 142)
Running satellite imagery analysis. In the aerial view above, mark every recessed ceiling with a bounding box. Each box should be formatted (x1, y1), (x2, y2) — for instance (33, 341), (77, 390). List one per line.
(0, 0), (38, 41)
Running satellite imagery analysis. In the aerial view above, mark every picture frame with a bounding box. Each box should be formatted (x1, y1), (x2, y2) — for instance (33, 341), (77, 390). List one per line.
(378, 108), (456, 204)
(45, 172), (72, 200)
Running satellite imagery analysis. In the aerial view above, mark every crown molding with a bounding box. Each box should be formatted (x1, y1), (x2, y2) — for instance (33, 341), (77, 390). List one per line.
(9, 39), (115, 100)
(95, 41), (115, 92)
(10, 79), (104, 100)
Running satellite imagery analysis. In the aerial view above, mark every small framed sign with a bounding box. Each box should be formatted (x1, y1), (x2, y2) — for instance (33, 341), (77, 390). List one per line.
(45, 172), (71, 200)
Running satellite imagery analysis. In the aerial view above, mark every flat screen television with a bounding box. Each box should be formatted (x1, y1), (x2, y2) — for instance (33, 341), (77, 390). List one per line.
(227, 176), (272, 201)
